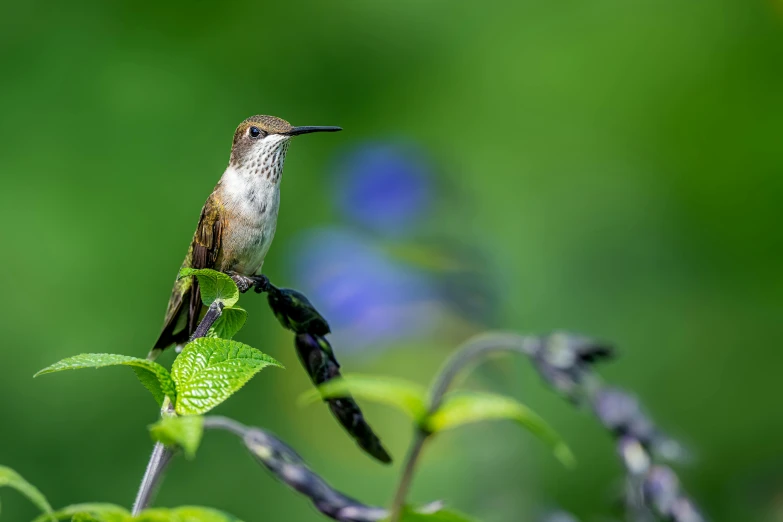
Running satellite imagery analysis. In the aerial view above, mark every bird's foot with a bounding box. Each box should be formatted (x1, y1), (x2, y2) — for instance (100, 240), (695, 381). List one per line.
(227, 272), (255, 293)
(227, 272), (271, 294)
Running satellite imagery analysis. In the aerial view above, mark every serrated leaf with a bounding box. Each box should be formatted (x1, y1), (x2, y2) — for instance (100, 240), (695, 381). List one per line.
(426, 391), (575, 468)
(136, 506), (242, 522)
(0, 466), (53, 520)
(208, 306), (247, 340)
(178, 268), (239, 308)
(301, 374), (429, 422)
(149, 416), (204, 459)
(132, 368), (166, 406)
(35, 354), (176, 406)
(171, 338), (283, 415)
(32, 503), (131, 522)
(72, 515), (102, 522)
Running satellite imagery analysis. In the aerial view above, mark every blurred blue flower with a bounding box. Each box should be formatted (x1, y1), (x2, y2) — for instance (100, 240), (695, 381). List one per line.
(285, 140), (495, 352)
(333, 142), (432, 234)
(288, 228), (438, 351)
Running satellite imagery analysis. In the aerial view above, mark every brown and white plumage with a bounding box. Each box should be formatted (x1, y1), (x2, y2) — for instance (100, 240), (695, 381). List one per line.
(149, 115), (340, 358)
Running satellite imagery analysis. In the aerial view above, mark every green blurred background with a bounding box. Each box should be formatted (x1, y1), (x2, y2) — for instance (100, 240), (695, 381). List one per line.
(2, 1), (782, 520)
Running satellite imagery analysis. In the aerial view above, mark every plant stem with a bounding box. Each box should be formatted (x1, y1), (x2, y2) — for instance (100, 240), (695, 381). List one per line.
(388, 331), (539, 520)
(389, 429), (428, 522)
(130, 300), (224, 514)
(189, 300), (225, 340)
(131, 441), (174, 515)
(429, 331), (537, 410)
(202, 415), (249, 437)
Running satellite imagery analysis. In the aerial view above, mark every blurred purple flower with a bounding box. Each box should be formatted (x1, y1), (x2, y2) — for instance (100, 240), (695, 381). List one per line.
(670, 497), (705, 522)
(333, 142), (432, 234)
(288, 228), (438, 351)
(592, 388), (656, 443)
(592, 387), (687, 462)
(533, 332), (614, 400)
(618, 436), (651, 476)
(644, 466), (681, 515)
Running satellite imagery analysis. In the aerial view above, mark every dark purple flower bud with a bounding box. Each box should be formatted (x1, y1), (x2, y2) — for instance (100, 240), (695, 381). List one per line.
(267, 287), (331, 336)
(326, 397), (392, 464)
(294, 333), (339, 385)
(575, 340), (615, 364)
(543, 332), (614, 368)
(242, 427), (393, 521)
(532, 333), (614, 401)
(293, 333), (392, 464)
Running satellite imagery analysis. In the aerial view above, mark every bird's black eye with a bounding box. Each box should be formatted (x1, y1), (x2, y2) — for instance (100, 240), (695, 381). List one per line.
(249, 126), (264, 139)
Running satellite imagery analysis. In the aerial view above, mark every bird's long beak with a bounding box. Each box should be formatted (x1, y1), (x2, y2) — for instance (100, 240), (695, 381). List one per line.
(286, 126), (342, 136)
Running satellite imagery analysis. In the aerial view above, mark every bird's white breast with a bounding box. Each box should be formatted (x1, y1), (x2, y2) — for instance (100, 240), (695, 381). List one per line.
(219, 160), (283, 275)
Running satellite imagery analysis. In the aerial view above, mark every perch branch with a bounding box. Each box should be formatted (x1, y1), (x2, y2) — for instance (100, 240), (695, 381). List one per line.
(131, 300), (224, 515)
(131, 403), (174, 515)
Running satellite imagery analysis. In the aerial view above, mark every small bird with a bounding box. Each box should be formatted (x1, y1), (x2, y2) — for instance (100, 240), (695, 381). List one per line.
(149, 115), (341, 359)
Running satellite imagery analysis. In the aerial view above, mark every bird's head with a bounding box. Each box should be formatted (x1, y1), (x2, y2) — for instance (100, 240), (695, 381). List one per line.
(229, 115), (341, 175)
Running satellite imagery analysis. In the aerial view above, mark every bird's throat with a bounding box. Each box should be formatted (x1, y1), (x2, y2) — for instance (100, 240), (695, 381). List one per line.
(219, 164), (281, 218)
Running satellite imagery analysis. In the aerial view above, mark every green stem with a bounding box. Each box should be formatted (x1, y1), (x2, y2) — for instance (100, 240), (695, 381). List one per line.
(131, 301), (224, 514)
(389, 332), (540, 520)
(389, 430), (429, 522)
(429, 331), (538, 410)
(131, 441), (173, 515)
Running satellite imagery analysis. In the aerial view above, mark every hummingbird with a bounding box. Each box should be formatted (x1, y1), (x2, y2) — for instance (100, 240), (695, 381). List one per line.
(149, 115), (341, 359)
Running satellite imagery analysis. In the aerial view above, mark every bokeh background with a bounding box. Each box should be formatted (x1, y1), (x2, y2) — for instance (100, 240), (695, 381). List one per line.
(1, 1), (782, 521)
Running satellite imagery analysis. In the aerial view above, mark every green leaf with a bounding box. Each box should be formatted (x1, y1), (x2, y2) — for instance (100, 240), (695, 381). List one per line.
(136, 506), (243, 522)
(34, 354), (176, 406)
(32, 503), (130, 522)
(72, 514), (103, 522)
(42, 505), (129, 522)
(426, 391), (575, 467)
(392, 502), (476, 522)
(301, 374), (429, 422)
(208, 306), (247, 340)
(178, 268), (239, 308)
(149, 416), (204, 459)
(0, 466), (53, 520)
(132, 368), (166, 406)
(171, 338), (283, 415)
(395, 506), (476, 522)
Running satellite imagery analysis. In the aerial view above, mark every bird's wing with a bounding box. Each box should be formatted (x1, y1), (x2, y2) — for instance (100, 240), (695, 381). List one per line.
(152, 195), (224, 353)
(186, 194), (224, 332)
